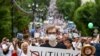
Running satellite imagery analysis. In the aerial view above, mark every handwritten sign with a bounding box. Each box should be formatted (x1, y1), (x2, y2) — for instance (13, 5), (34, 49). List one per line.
(28, 46), (81, 56)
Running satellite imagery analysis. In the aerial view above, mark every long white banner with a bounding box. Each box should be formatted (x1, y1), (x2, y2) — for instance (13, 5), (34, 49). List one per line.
(28, 46), (81, 56)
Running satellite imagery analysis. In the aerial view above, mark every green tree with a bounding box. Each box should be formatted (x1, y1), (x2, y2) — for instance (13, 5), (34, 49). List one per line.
(13, 9), (31, 32)
(57, 0), (99, 36)
(0, 0), (12, 40)
(0, 0), (31, 40)
(94, 0), (100, 30)
(74, 2), (97, 36)
(56, 0), (81, 20)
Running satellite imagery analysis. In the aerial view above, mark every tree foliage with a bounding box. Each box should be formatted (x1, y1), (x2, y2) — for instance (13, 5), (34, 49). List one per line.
(57, 0), (99, 36)
(0, 0), (12, 40)
(13, 8), (31, 32)
(74, 2), (99, 36)
(56, 0), (81, 20)
(94, 0), (100, 29)
(0, 0), (31, 40)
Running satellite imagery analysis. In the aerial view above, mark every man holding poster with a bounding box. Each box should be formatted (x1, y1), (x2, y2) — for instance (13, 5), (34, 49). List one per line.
(41, 25), (66, 49)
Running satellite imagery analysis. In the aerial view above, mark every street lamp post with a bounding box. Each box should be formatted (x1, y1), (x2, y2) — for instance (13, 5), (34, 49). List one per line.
(28, 3), (35, 28)
(28, 1), (42, 29)
(27, 0), (46, 31)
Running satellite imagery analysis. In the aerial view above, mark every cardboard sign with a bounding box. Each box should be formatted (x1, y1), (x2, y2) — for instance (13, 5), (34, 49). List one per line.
(28, 46), (81, 56)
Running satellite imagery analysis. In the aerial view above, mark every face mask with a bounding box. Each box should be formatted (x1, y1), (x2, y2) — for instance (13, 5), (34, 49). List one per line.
(34, 33), (40, 38)
(35, 43), (39, 46)
(48, 34), (57, 41)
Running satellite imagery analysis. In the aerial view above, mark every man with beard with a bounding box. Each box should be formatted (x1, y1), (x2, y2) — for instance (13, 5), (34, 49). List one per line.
(41, 25), (66, 49)
(0, 44), (12, 56)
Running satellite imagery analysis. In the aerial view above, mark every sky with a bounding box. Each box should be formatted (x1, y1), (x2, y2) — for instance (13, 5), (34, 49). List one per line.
(81, 0), (95, 5)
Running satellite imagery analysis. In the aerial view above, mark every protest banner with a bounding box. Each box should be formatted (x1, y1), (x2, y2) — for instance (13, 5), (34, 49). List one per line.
(28, 46), (81, 56)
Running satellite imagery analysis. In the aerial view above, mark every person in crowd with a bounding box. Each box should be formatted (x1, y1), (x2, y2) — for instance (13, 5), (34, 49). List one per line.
(62, 32), (69, 41)
(1, 37), (8, 45)
(84, 37), (92, 45)
(34, 38), (40, 46)
(72, 33), (82, 50)
(9, 38), (21, 56)
(23, 34), (30, 44)
(17, 33), (23, 40)
(56, 32), (69, 48)
(80, 37), (87, 47)
(34, 32), (40, 38)
(31, 38), (36, 46)
(64, 38), (75, 50)
(1, 37), (11, 48)
(81, 44), (96, 56)
(20, 42), (29, 56)
(38, 38), (45, 46)
(41, 25), (66, 49)
(91, 34), (100, 43)
(33, 32), (41, 46)
(41, 25), (58, 47)
(0, 44), (12, 56)
(17, 39), (23, 49)
(30, 28), (35, 38)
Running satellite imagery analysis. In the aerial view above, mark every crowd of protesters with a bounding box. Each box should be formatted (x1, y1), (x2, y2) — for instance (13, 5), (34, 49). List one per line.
(0, 25), (99, 56)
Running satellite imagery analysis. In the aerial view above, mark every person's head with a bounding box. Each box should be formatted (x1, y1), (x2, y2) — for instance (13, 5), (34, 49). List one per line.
(74, 37), (79, 42)
(21, 42), (28, 52)
(85, 37), (92, 44)
(6, 39), (9, 42)
(46, 26), (58, 41)
(34, 33), (40, 38)
(46, 26), (57, 34)
(2, 37), (7, 44)
(81, 45), (96, 56)
(32, 38), (36, 44)
(81, 38), (86, 43)
(87, 37), (92, 43)
(63, 33), (69, 38)
(62, 33), (69, 41)
(56, 35), (63, 43)
(64, 38), (73, 49)
(12, 38), (18, 44)
(23, 34), (29, 42)
(84, 47), (92, 55)
(6, 39), (10, 47)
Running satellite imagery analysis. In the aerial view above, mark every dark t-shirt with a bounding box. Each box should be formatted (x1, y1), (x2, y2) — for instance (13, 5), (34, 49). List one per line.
(41, 42), (66, 49)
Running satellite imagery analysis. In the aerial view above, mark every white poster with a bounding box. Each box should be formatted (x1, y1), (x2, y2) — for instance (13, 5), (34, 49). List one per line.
(28, 46), (81, 56)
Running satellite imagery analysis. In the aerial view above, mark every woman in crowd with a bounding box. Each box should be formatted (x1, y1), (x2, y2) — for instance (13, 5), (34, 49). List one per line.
(20, 42), (29, 56)
(9, 38), (21, 56)
(81, 44), (96, 56)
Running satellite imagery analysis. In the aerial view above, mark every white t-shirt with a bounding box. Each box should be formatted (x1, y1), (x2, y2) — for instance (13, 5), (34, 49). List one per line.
(20, 51), (27, 56)
(72, 42), (82, 50)
(9, 44), (22, 56)
(0, 49), (12, 56)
